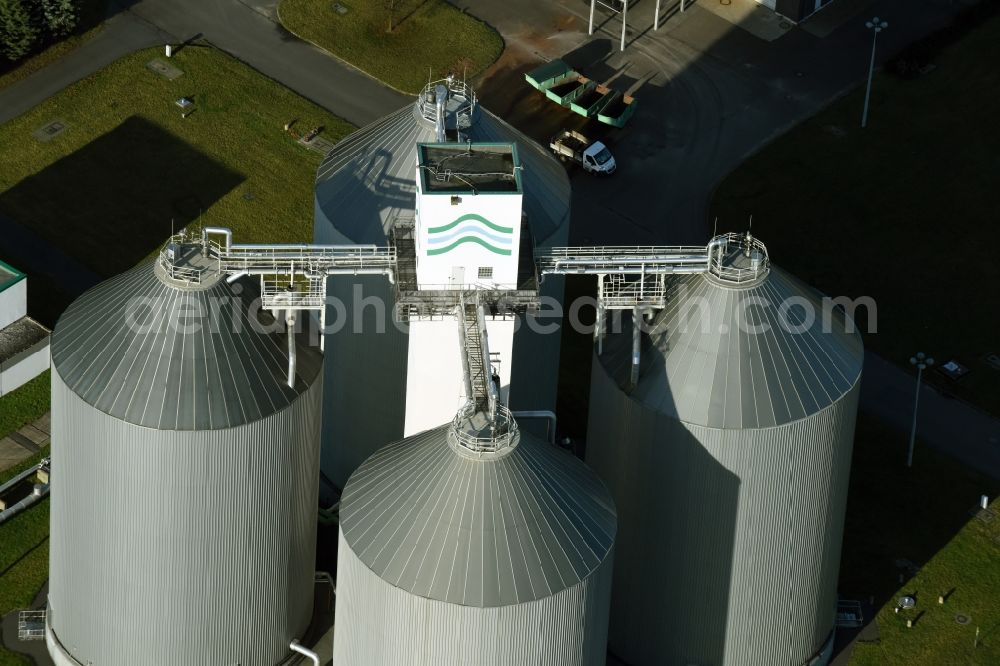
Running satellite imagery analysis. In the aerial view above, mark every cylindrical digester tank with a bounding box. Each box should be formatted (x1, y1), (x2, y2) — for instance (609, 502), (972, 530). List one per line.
(46, 247), (323, 666)
(586, 236), (863, 666)
(333, 413), (616, 666)
(314, 81), (570, 489)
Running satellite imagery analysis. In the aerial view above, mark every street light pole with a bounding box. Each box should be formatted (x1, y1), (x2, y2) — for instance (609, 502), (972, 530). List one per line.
(862, 17), (888, 129)
(620, 0), (628, 52)
(907, 352), (934, 468)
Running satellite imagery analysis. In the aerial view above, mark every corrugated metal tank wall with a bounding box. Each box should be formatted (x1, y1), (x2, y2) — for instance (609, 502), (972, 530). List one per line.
(331, 424), (616, 666)
(48, 366), (322, 666)
(317, 274), (408, 489)
(587, 363), (859, 665)
(46, 258), (324, 666)
(584, 262), (863, 666)
(333, 530), (613, 666)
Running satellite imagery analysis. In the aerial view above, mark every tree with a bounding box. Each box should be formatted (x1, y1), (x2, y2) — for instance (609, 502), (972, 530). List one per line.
(40, 0), (78, 38)
(0, 0), (39, 61)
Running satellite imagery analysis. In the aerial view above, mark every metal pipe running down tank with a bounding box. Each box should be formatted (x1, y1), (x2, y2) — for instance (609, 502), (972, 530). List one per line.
(511, 411), (557, 445)
(202, 226), (232, 252)
(286, 309), (297, 389)
(435, 84), (448, 143)
(290, 640), (319, 666)
(630, 305), (641, 388)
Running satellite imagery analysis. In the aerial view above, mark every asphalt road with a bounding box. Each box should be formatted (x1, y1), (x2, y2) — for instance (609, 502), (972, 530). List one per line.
(124, 0), (408, 126)
(0, 0), (407, 128)
(462, 0), (964, 246)
(3, 0), (994, 478)
(0, 11), (165, 125)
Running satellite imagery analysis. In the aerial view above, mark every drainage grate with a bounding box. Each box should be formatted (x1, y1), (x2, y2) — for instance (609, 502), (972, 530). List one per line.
(956, 613), (971, 625)
(17, 610), (45, 641)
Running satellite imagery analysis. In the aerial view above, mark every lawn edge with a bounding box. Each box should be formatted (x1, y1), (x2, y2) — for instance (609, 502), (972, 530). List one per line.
(275, 0), (505, 96)
(275, 0), (417, 97)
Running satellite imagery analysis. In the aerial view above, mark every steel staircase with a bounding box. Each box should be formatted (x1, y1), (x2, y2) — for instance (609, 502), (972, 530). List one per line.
(461, 298), (491, 413)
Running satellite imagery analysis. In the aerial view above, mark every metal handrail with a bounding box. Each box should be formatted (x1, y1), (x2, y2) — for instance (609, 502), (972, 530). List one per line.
(451, 402), (518, 453)
(707, 232), (770, 284)
(543, 245), (707, 257)
(400, 281), (522, 292)
(157, 235), (222, 285)
(416, 77), (478, 128)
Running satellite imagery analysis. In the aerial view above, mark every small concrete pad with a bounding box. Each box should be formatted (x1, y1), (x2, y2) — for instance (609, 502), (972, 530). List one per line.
(147, 58), (184, 80)
(695, 0), (793, 42)
(32, 413), (50, 436)
(18, 425), (48, 446)
(0, 437), (32, 472)
(299, 135), (336, 155)
(8, 432), (39, 454)
(32, 120), (68, 142)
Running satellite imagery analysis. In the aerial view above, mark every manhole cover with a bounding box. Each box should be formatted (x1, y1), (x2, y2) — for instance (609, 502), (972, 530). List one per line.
(956, 613), (971, 625)
(33, 119), (69, 142)
(147, 58), (184, 80)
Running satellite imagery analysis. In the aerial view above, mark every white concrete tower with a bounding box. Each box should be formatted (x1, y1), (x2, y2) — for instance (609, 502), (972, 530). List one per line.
(403, 142), (526, 435)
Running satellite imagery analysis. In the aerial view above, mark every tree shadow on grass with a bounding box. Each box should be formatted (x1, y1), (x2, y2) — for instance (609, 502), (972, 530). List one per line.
(0, 116), (244, 327)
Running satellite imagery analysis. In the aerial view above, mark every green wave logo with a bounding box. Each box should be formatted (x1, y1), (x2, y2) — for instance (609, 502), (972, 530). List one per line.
(426, 214), (514, 256)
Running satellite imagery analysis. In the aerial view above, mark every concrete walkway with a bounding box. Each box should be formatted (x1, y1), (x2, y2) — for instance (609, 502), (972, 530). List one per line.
(0, 413), (50, 475)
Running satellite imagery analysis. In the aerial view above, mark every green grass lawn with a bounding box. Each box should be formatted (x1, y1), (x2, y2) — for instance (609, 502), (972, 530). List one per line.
(0, 372), (49, 441)
(710, 15), (1000, 416)
(0, 375), (52, 666)
(0, 0), (109, 92)
(0, 46), (352, 326)
(278, 0), (503, 94)
(841, 415), (1000, 665)
(0, 446), (50, 666)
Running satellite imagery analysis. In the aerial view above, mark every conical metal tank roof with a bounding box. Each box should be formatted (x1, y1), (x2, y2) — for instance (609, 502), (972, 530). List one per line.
(50, 246), (321, 431)
(338, 418), (616, 607)
(314, 81), (570, 247)
(598, 238), (864, 429)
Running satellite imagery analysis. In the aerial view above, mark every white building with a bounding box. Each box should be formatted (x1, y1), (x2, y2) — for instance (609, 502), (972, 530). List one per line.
(0, 260), (50, 396)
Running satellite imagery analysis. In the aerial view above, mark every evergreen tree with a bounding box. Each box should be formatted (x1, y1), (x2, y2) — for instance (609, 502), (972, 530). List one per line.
(0, 0), (39, 61)
(40, 0), (77, 38)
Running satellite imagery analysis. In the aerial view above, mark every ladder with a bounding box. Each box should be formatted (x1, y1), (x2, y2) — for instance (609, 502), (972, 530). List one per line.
(461, 298), (492, 414)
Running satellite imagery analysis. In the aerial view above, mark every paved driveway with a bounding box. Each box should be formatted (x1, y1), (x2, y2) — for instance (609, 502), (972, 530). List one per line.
(460, 0), (963, 245)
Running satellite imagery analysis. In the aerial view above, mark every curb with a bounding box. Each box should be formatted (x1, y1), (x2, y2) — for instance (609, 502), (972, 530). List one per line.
(275, 1), (417, 97)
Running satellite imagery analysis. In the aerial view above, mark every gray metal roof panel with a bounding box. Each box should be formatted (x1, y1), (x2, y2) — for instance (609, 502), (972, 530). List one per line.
(599, 266), (864, 429)
(50, 261), (321, 430)
(339, 425), (616, 607)
(315, 104), (570, 247)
